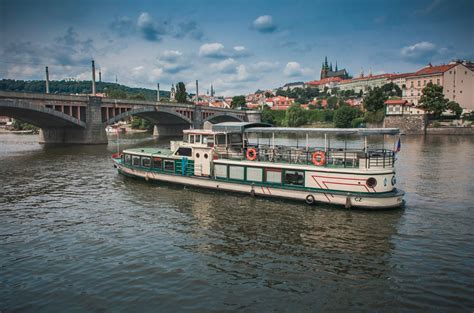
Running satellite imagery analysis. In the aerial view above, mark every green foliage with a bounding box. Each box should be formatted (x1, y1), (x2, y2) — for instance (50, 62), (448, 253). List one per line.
(284, 104), (307, 127)
(333, 105), (359, 128)
(130, 117), (153, 130)
(175, 82), (187, 103)
(129, 93), (146, 101)
(381, 82), (402, 97)
(351, 117), (365, 128)
(446, 101), (462, 118)
(363, 87), (387, 112)
(11, 119), (39, 131)
(327, 96), (338, 109)
(0, 79), (170, 101)
(274, 87), (319, 104)
(364, 109), (385, 123)
(108, 89), (128, 99)
(231, 95), (246, 109)
(418, 82), (448, 118)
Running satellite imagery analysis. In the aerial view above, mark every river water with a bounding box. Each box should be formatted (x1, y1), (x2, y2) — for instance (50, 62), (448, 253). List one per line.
(0, 133), (473, 312)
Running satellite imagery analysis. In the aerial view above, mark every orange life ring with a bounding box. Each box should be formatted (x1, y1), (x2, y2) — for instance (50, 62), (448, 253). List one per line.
(246, 148), (257, 161)
(311, 151), (326, 166)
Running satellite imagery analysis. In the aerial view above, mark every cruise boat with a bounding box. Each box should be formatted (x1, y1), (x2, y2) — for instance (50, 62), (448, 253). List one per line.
(112, 122), (405, 209)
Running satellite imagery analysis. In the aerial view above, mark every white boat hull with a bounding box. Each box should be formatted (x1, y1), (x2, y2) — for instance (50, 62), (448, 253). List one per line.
(115, 162), (404, 210)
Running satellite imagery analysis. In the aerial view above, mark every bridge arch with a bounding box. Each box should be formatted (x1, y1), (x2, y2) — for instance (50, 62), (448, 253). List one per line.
(204, 113), (245, 124)
(0, 100), (86, 128)
(105, 106), (193, 126)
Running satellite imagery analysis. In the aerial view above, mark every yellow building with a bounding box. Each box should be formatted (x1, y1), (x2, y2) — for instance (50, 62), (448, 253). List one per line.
(403, 61), (474, 112)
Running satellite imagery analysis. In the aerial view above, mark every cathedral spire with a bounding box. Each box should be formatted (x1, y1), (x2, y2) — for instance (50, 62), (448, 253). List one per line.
(335, 61), (338, 72)
(324, 56), (328, 68)
(330, 62), (333, 71)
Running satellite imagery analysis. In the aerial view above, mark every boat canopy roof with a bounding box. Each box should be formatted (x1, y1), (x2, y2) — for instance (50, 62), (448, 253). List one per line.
(211, 122), (272, 133)
(244, 127), (400, 136)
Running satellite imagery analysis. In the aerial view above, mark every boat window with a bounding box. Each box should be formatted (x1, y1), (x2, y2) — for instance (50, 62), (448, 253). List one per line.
(124, 154), (131, 165)
(215, 134), (226, 145)
(164, 160), (174, 171)
(195, 135), (201, 143)
(214, 164), (227, 178)
(229, 133), (242, 145)
(229, 165), (244, 180)
(203, 135), (214, 147)
(247, 167), (263, 182)
(132, 156), (140, 166)
(141, 157), (151, 168)
(284, 170), (304, 186)
(175, 147), (192, 157)
(152, 157), (162, 169)
(189, 135), (195, 144)
(265, 169), (282, 184)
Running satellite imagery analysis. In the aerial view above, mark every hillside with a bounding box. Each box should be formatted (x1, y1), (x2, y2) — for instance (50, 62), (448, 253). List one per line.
(0, 79), (170, 101)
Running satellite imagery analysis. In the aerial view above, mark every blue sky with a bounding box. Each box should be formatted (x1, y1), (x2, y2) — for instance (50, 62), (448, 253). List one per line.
(1, 0), (473, 95)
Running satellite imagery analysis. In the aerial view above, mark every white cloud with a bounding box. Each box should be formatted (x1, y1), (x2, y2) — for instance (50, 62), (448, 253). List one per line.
(199, 42), (226, 58)
(250, 61), (279, 72)
(252, 15), (277, 33)
(283, 61), (312, 77)
(210, 58), (237, 73)
(233, 46), (245, 52)
(160, 50), (183, 62)
(136, 12), (167, 41)
(400, 41), (437, 62)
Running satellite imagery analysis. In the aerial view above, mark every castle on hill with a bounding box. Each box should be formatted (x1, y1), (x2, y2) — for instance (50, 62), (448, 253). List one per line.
(320, 56), (350, 80)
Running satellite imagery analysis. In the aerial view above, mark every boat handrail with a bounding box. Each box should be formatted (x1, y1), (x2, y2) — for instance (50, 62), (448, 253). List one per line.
(245, 127), (400, 136)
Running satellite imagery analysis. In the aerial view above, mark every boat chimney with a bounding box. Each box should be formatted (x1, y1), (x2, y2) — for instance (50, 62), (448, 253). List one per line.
(157, 83), (160, 102)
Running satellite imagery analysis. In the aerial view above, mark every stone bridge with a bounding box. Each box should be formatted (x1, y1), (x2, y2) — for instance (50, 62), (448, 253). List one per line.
(0, 91), (260, 144)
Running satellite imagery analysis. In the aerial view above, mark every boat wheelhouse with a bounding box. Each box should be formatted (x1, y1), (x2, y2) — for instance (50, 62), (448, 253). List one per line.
(112, 122), (405, 209)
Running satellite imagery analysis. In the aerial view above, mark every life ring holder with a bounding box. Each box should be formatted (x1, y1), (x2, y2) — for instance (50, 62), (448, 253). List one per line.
(311, 151), (326, 166)
(246, 148), (258, 161)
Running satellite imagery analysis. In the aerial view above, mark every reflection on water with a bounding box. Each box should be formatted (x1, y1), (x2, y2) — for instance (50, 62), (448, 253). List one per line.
(0, 133), (473, 312)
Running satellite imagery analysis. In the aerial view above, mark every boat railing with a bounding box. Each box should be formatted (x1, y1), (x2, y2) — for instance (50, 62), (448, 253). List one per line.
(214, 145), (395, 169)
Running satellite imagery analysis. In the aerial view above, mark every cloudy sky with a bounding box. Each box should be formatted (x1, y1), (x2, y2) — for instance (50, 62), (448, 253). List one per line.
(0, 0), (472, 96)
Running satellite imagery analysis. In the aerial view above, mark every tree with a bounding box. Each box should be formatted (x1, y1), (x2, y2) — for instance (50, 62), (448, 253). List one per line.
(129, 93), (146, 100)
(108, 89), (127, 99)
(175, 82), (188, 103)
(231, 95), (246, 109)
(333, 105), (358, 128)
(284, 104), (307, 127)
(381, 82), (402, 97)
(418, 82), (448, 118)
(261, 106), (275, 125)
(363, 87), (387, 112)
(327, 96), (338, 109)
(446, 101), (462, 118)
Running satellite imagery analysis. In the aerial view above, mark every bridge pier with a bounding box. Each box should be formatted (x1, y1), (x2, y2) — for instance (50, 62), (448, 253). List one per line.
(39, 96), (107, 144)
(153, 124), (189, 137)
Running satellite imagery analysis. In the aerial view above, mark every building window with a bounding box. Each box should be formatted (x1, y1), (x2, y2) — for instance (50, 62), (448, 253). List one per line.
(284, 171), (304, 186)
(460, 90), (463, 94)
(265, 169), (282, 184)
(449, 71), (452, 74)
(410, 81), (414, 87)
(465, 71), (468, 75)
(423, 80), (426, 86)
(437, 79), (440, 85)
(417, 81), (420, 86)
(417, 92), (420, 96)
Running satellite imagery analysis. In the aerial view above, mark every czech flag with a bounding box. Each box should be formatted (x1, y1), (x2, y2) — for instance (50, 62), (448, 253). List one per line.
(395, 138), (401, 153)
